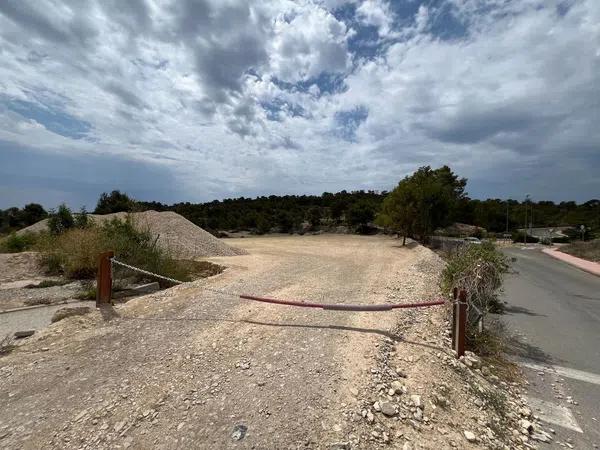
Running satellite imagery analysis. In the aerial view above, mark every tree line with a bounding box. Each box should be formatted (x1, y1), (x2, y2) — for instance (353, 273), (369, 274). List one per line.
(2, 167), (598, 239)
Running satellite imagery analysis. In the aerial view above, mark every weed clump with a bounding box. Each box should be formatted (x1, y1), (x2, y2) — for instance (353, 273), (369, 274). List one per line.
(0, 232), (37, 253)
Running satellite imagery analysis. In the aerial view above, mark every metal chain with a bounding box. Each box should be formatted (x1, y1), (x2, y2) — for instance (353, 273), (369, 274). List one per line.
(110, 257), (239, 297)
(111, 258), (184, 285)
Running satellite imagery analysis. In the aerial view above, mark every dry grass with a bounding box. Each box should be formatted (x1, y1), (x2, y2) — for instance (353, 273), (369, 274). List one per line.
(560, 239), (600, 262)
(468, 319), (522, 383)
(0, 335), (15, 356)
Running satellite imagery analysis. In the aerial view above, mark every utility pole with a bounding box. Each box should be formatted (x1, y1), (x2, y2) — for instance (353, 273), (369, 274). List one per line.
(506, 201), (509, 234)
(523, 194), (530, 244)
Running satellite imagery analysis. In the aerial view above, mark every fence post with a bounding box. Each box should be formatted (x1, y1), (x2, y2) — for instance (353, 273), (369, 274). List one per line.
(452, 289), (468, 358)
(451, 287), (458, 350)
(96, 251), (114, 307)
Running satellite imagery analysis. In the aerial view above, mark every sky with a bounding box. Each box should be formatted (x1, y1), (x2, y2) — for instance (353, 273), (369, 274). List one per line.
(0, 0), (599, 210)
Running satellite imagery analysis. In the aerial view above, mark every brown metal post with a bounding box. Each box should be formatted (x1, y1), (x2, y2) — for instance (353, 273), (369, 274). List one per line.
(96, 251), (114, 306)
(454, 289), (467, 358)
(451, 287), (458, 350)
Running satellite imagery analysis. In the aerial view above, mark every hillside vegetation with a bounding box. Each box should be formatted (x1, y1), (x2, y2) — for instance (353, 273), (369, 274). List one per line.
(2, 167), (599, 238)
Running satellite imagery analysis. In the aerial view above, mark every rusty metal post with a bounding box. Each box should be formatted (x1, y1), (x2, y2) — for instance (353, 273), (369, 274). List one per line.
(96, 251), (114, 306)
(453, 289), (468, 358)
(451, 287), (458, 350)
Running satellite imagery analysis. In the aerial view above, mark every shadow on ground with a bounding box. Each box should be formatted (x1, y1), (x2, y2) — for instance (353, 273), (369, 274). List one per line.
(504, 332), (554, 364)
(123, 314), (445, 352)
(503, 304), (547, 317)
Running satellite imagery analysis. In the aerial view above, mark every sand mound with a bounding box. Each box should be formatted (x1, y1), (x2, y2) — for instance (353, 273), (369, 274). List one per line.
(18, 211), (246, 259)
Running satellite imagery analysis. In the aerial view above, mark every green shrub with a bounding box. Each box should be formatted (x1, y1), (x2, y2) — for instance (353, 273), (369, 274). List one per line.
(74, 207), (93, 229)
(441, 241), (509, 314)
(38, 215), (195, 284)
(0, 232), (37, 253)
(47, 204), (75, 234)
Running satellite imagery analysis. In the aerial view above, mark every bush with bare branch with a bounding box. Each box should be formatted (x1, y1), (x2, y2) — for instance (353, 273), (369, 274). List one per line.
(441, 241), (509, 314)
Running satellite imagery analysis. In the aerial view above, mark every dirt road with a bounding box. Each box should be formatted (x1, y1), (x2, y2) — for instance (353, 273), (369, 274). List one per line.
(0, 235), (447, 449)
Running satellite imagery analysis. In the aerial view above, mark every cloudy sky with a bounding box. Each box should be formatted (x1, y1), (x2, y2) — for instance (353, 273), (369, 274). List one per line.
(0, 0), (598, 209)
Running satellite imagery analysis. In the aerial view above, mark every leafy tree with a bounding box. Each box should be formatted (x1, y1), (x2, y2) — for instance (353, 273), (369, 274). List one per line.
(346, 202), (375, 233)
(21, 203), (47, 226)
(94, 190), (135, 214)
(307, 206), (322, 228)
(276, 211), (294, 233)
(47, 204), (75, 234)
(379, 166), (466, 244)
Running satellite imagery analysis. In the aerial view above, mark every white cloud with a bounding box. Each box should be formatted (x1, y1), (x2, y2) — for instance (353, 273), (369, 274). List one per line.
(355, 0), (395, 37)
(0, 0), (599, 207)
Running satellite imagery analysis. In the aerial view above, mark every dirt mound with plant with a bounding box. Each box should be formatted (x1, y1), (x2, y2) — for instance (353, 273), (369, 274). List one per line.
(18, 211), (246, 259)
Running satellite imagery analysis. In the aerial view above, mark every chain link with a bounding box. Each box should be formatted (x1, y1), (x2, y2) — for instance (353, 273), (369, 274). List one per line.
(110, 257), (239, 297)
(111, 258), (184, 285)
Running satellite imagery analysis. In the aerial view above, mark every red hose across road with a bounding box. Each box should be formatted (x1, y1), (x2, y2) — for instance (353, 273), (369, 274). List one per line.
(239, 294), (447, 312)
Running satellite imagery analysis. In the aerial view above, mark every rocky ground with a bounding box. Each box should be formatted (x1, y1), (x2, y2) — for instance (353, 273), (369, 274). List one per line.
(0, 235), (548, 449)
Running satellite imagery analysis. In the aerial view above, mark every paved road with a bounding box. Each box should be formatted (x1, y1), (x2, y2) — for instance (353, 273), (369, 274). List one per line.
(0, 301), (92, 338)
(501, 247), (600, 448)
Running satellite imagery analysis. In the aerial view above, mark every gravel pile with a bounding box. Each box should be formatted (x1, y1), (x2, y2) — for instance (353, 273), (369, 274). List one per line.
(18, 210), (246, 259)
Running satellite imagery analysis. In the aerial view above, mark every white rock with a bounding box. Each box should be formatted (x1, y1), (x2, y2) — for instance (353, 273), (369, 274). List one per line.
(463, 430), (477, 442)
(410, 395), (422, 409)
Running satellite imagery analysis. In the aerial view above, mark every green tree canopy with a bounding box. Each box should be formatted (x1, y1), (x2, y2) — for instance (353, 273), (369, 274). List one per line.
(94, 190), (136, 214)
(378, 166), (467, 243)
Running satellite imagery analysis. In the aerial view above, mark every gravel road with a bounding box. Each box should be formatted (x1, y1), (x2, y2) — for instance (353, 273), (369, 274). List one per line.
(0, 235), (445, 449)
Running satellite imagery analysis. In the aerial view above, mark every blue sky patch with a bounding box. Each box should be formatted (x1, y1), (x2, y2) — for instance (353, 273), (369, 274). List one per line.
(333, 106), (368, 142)
(5, 99), (91, 139)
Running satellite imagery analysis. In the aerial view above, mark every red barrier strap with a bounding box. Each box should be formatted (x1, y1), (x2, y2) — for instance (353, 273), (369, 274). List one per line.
(239, 294), (446, 311)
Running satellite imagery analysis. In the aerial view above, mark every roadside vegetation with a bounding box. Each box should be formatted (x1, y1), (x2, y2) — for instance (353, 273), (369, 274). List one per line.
(0, 204), (203, 285)
(441, 241), (509, 314)
(38, 211), (197, 284)
(559, 239), (600, 263)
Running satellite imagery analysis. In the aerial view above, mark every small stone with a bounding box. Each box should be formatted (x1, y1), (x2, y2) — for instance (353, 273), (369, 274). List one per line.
(373, 401), (381, 412)
(349, 387), (359, 397)
(519, 419), (533, 433)
(328, 443), (350, 450)
(114, 421), (126, 433)
(410, 395), (422, 409)
(463, 430), (477, 442)
(413, 409), (423, 421)
(380, 401), (396, 417)
(390, 381), (404, 392)
(231, 424), (247, 441)
(14, 330), (35, 339)
(530, 432), (551, 443)
(366, 410), (375, 423)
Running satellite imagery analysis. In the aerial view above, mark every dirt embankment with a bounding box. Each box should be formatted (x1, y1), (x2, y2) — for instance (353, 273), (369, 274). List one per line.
(0, 236), (530, 449)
